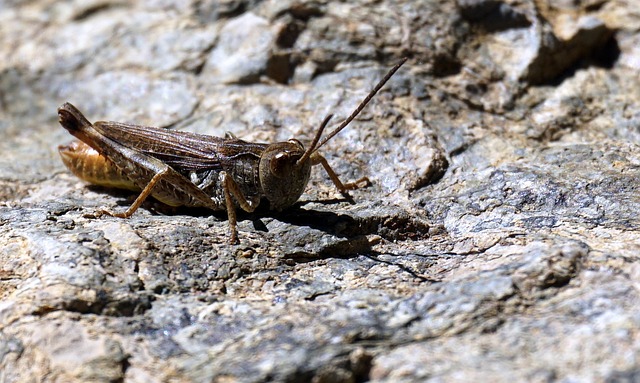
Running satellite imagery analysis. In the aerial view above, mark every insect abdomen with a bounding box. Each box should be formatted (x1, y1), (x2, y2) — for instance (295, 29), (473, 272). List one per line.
(59, 140), (140, 191)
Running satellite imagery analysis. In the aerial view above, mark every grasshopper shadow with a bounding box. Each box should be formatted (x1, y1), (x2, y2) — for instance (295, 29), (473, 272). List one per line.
(87, 187), (371, 238)
(236, 198), (369, 239)
(273, 203), (369, 238)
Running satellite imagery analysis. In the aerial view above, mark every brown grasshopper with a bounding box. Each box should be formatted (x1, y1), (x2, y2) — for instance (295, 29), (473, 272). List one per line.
(58, 58), (407, 243)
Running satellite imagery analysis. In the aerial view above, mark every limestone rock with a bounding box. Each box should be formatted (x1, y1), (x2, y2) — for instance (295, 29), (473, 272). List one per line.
(1, 0), (640, 381)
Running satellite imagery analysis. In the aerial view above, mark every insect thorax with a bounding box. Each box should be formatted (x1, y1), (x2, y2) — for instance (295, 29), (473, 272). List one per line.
(187, 159), (262, 208)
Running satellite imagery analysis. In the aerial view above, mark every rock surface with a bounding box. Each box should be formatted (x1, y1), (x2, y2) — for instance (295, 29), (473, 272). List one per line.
(1, 0), (639, 382)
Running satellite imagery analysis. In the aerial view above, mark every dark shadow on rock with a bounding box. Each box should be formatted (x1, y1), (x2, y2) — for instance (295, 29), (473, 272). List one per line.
(590, 34), (620, 69)
(459, 1), (531, 32)
(364, 252), (441, 283)
(280, 234), (374, 261)
(526, 23), (617, 85)
(276, 205), (372, 238)
(278, 204), (433, 241)
(82, 187), (431, 245)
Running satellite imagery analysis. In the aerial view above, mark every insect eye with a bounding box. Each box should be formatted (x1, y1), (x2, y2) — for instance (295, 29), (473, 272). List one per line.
(270, 152), (290, 177)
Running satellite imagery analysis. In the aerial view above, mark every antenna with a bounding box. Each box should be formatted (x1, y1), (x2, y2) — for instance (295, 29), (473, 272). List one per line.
(296, 114), (333, 166)
(313, 57), (408, 153)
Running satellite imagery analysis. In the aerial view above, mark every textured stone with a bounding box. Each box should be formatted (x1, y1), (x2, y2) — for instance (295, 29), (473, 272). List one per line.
(202, 12), (281, 84)
(1, 0), (640, 382)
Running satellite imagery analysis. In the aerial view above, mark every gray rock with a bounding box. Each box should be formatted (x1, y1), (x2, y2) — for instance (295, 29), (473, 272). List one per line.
(1, 0), (640, 382)
(202, 12), (280, 84)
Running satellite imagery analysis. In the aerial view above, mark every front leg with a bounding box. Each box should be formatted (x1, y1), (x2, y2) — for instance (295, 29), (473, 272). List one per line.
(311, 153), (371, 202)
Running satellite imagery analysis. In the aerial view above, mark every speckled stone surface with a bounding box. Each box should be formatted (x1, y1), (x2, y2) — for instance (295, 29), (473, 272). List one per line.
(1, 1), (639, 382)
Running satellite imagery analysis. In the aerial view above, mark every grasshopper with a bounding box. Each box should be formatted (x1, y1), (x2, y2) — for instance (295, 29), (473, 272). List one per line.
(58, 58), (407, 243)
